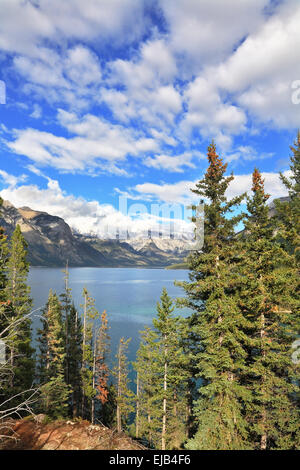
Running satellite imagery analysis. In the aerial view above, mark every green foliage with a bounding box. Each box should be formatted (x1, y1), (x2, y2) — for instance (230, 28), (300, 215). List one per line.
(3, 225), (35, 399)
(236, 168), (299, 449)
(113, 337), (134, 432)
(60, 266), (82, 417)
(37, 290), (70, 418)
(0, 197), (8, 302)
(80, 288), (100, 419)
(181, 142), (249, 450)
(135, 289), (190, 449)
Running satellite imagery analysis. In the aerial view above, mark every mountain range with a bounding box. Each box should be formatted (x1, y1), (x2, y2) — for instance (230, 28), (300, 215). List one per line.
(0, 200), (188, 268)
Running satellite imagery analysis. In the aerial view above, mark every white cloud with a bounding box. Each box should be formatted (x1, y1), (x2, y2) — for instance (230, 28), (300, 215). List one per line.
(1, 0), (300, 180)
(109, 39), (177, 90)
(212, 0), (300, 128)
(0, 176), (192, 238)
(0, 170), (27, 188)
(133, 171), (289, 203)
(158, 0), (269, 75)
(226, 171), (290, 200)
(13, 44), (102, 109)
(5, 110), (159, 174)
(224, 145), (274, 164)
(105, 39), (181, 127)
(134, 180), (198, 204)
(179, 77), (247, 147)
(29, 104), (42, 119)
(0, 0), (147, 57)
(144, 151), (203, 173)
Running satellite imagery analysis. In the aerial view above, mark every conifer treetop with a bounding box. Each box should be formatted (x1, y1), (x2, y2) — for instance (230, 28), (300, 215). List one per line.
(251, 168), (270, 201)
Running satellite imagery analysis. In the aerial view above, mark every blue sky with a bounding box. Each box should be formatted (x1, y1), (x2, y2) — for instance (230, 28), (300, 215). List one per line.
(0, 0), (299, 237)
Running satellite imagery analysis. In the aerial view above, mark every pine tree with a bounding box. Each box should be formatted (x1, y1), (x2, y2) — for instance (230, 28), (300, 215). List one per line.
(114, 337), (134, 433)
(80, 287), (100, 419)
(4, 225), (34, 396)
(59, 266), (82, 417)
(275, 131), (300, 264)
(38, 290), (70, 418)
(180, 142), (249, 450)
(274, 132), (300, 447)
(68, 303), (82, 418)
(92, 310), (110, 424)
(0, 197), (8, 304)
(154, 288), (190, 449)
(238, 169), (299, 449)
(134, 289), (190, 449)
(134, 327), (161, 447)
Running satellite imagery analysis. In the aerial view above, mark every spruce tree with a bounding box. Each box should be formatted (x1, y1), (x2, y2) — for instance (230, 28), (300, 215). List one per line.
(59, 266), (82, 417)
(38, 290), (70, 419)
(68, 303), (82, 418)
(93, 310), (110, 424)
(181, 142), (249, 450)
(238, 169), (299, 449)
(274, 132), (300, 447)
(4, 225), (34, 396)
(134, 327), (161, 447)
(0, 197), (8, 303)
(80, 287), (100, 419)
(114, 337), (134, 433)
(134, 289), (190, 449)
(275, 131), (300, 264)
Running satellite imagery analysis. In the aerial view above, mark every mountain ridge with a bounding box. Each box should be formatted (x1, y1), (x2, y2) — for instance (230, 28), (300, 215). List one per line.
(0, 200), (187, 268)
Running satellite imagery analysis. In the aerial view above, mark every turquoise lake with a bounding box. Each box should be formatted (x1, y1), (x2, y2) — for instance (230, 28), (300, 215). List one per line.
(28, 267), (190, 364)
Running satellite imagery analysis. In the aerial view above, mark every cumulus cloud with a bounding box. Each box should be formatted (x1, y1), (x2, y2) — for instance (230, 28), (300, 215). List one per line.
(0, 0), (147, 57)
(1, 0), (300, 185)
(5, 110), (159, 174)
(179, 77), (247, 147)
(144, 151), (203, 173)
(133, 171), (289, 203)
(14, 44), (102, 109)
(0, 169), (28, 188)
(104, 39), (181, 128)
(0, 175), (193, 238)
(158, 0), (269, 75)
(211, 0), (300, 128)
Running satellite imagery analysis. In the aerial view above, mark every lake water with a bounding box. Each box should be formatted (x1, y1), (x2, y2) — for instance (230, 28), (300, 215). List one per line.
(28, 267), (190, 365)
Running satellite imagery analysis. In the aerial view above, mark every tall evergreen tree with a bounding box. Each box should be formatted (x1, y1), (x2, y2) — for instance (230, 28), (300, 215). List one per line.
(180, 142), (249, 450)
(92, 310), (110, 424)
(68, 303), (83, 418)
(0, 197), (8, 304)
(4, 225), (34, 395)
(135, 289), (190, 450)
(275, 131), (300, 264)
(80, 287), (99, 419)
(238, 169), (299, 449)
(38, 290), (70, 419)
(114, 337), (134, 433)
(134, 327), (161, 447)
(60, 266), (82, 417)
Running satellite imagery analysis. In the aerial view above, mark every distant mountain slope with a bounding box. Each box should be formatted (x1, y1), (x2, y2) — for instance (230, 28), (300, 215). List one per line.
(0, 200), (187, 268)
(78, 235), (189, 267)
(0, 200), (107, 267)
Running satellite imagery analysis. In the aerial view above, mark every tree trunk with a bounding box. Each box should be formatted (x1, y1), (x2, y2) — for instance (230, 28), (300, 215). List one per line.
(260, 310), (267, 450)
(162, 338), (167, 451)
(81, 292), (87, 418)
(136, 372), (140, 439)
(91, 333), (97, 425)
(117, 343), (122, 433)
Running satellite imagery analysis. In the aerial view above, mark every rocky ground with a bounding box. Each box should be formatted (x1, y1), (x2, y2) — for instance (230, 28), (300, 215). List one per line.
(0, 417), (146, 450)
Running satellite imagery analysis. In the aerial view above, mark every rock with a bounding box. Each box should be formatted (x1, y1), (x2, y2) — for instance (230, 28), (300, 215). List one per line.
(33, 414), (46, 424)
